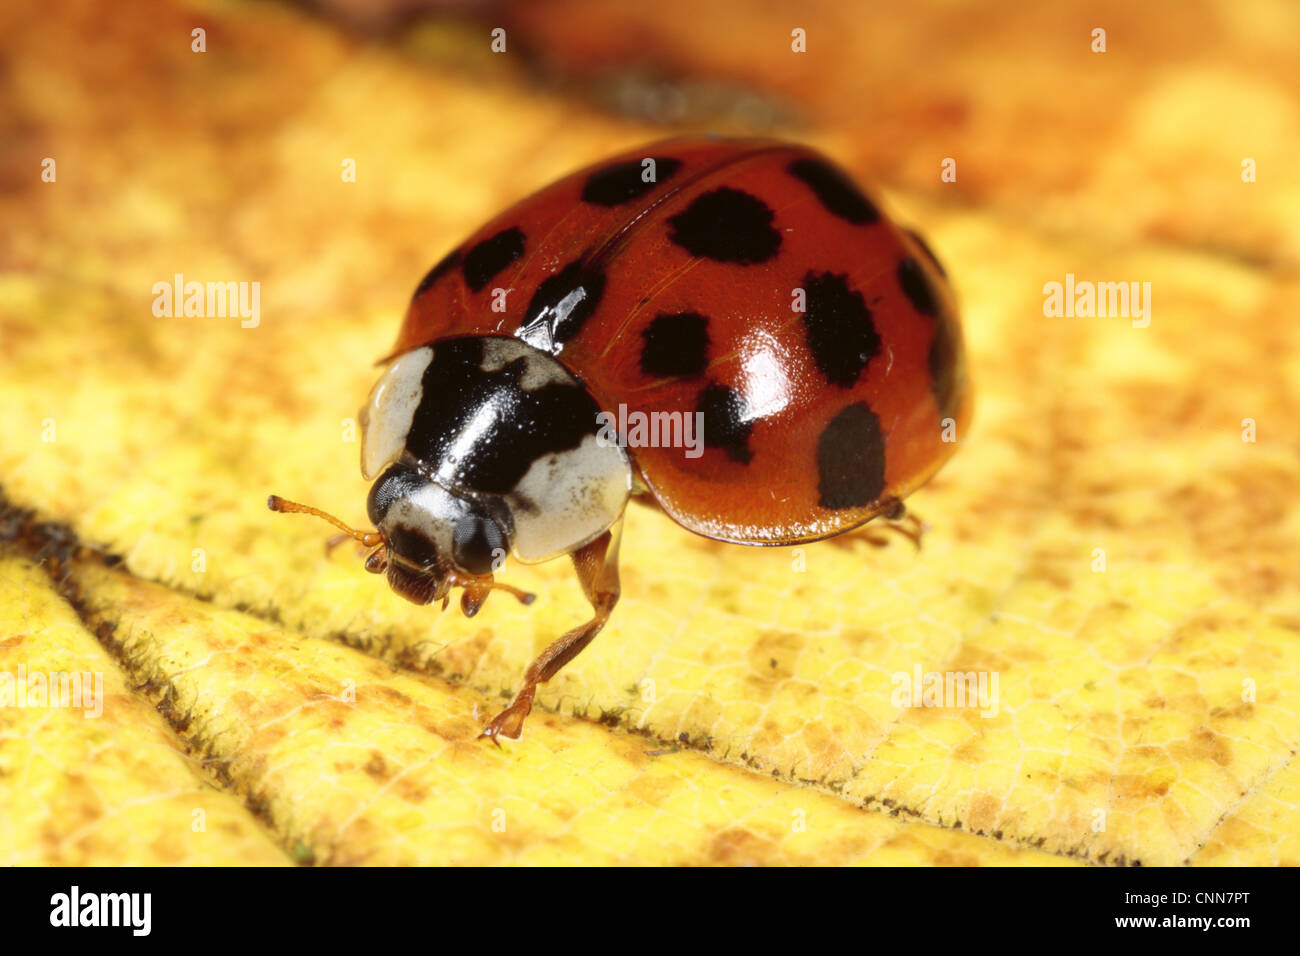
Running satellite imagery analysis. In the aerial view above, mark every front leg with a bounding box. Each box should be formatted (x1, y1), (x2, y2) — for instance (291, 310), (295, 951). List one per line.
(479, 519), (622, 744)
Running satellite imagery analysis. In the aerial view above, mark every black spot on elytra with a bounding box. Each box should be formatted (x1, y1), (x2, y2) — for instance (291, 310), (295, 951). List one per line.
(898, 254), (962, 417)
(581, 157), (683, 206)
(518, 260), (607, 347)
(404, 337), (600, 495)
(412, 248), (461, 298)
(787, 158), (878, 225)
(640, 312), (710, 378)
(817, 403), (886, 510)
(462, 227), (526, 292)
(897, 257), (941, 317)
(802, 271), (880, 387)
(905, 228), (947, 278)
(667, 188), (781, 264)
(896, 251), (964, 416)
(929, 313), (964, 422)
(697, 383), (752, 463)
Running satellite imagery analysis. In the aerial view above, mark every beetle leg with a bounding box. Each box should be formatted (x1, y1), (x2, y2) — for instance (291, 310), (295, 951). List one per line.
(448, 571), (536, 619)
(863, 512), (925, 548)
(856, 501), (926, 550)
(458, 578), (536, 618)
(362, 543), (387, 572)
(478, 519), (623, 745)
(885, 510), (926, 550)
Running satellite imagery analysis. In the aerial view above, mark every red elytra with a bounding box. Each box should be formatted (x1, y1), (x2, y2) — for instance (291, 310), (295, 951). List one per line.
(391, 137), (970, 545)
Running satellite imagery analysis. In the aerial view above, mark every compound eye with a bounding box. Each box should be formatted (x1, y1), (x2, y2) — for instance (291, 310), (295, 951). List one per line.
(366, 463), (428, 528)
(452, 514), (506, 576)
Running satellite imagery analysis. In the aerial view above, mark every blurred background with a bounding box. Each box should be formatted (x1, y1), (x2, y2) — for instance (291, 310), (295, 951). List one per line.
(4, 0), (1297, 308)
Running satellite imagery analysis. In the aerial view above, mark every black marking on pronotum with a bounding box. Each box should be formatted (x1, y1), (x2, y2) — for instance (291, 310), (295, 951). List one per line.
(897, 257), (940, 318)
(802, 271), (880, 388)
(581, 157), (684, 206)
(697, 383), (753, 464)
(518, 260), (608, 346)
(412, 248), (461, 299)
(404, 337), (600, 495)
(816, 402), (886, 510)
(462, 227), (526, 292)
(787, 158), (879, 225)
(640, 312), (711, 378)
(905, 228), (947, 278)
(667, 188), (781, 264)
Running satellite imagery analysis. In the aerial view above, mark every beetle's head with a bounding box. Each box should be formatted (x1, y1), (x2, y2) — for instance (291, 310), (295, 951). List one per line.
(268, 463), (533, 615)
(363, 462), (510, 604)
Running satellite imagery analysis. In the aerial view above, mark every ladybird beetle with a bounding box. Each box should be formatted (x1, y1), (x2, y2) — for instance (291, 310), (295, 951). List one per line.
(270, 137), (970, 743)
